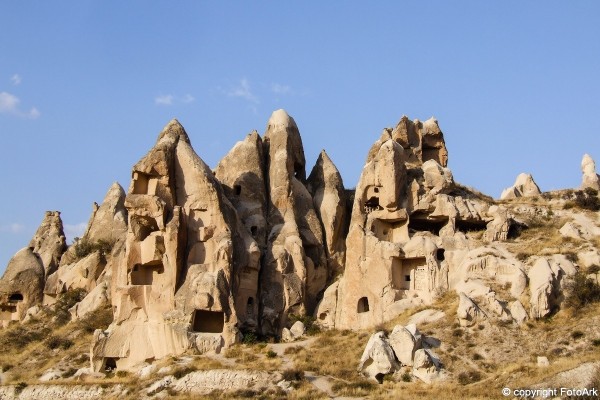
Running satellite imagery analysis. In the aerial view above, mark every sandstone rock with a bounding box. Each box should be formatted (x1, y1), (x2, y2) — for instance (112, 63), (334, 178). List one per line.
(69, 281), (110, 320)
(357, 332), (399, 383)
(528, 258), (556, 319)
(500, 173), (541, 200)
(28, 211), (67, 277)
(92, 119), (255, 370)
(83, 183), (127, 244)
(388, 324), (421, 366)
(581, 154), (600, 190)
(282, 320), (306, 342)
(537, 356), (549, 367)
(0, 247), (45, 324)
(313, 280), (338, 329)
(509, 300), (529, 324)
(457, 292), (486, 327)
(412, 348), (439, 383)
(407, 309), (445, 326)
(260, 110), (328, 335)
(172, 369), (280, 395)
(307, 150), (347, 275)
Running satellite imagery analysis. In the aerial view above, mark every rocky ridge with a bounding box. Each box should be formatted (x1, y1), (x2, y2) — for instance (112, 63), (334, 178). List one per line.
(1, 110), (599, 398)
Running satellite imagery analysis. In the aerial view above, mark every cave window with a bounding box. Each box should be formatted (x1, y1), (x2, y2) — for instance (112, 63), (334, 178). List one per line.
(234, 185), (242, 196)
(103, 357), (118, 372)
(246, 297), (254, 316)
(250, 226), (258, 237)
(130, 263), (163, 285)
(405, 275), (411, 282)
(319, 312), (327, 321)
(374, 187), (379, 193)
(8, 293), (23, 302)
(357, 297), (370, 313)
(437, 249), (446, 261)
(191, 310), (225, 333)
(364, 196), (381, 213)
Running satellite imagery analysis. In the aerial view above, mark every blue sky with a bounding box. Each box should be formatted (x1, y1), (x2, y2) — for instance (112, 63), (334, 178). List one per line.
(1, 1), (599, 272)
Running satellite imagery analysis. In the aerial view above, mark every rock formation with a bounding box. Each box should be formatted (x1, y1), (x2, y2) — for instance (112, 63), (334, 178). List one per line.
(581, 154), (600, 191)
(28, 211), (67, 277)
(0, 248), (45, 327)
(91, 119), (259, 370)
(317, 115), (514, 330)
(500, 173), (541, 200)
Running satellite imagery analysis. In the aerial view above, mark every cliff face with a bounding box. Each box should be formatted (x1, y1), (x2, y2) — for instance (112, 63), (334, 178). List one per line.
(5, 109), (588, 373)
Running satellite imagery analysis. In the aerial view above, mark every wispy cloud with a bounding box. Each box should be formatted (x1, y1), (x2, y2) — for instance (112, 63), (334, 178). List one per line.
(64, 222), (87, 242)
(227, 78), (259, 104)
(11, 74), (21, 86)
(155, 94), (174, 106)
(154, 93), (195, 106)
(271, 83), (292, 95)
(0, 223), (25, 234)
(0, 91), (40, 119)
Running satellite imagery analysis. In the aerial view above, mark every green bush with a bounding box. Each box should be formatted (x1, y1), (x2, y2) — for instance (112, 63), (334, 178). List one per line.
(565, 272), (600, 310)
(45, 335), (74, 350)
(241, 331), (257, 345)
(282, 368), (304, 381)
(266, 350), (277, 358)
(73, 238), (114, 260)
(173, 366), (196, 379)
(76, 306), (113, 333)
(401, 371), (412, 382)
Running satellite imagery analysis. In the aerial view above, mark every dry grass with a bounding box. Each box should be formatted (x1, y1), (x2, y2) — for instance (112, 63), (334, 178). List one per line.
(291, 329), (369, 380)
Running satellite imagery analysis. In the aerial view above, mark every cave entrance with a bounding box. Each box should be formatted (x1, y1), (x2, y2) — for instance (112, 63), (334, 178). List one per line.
(455, 219), (487, 233)
(408, 217), (446, 235)
(132, 171), (159, 195)
(130, 263), (164, 285)
(8, 293), (23, 302)
(393, 257), (426, 290)
(357, 297), (370, 313)
(103, 357), (118, 372)
(191, 310), (225, 333)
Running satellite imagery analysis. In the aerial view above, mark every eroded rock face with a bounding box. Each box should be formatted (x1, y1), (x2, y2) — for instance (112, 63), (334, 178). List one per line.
(83, 182), (128, 244)
(259, 110), (329, 335)
(500, 173), (541, 200)
(307, 150), (347, 276)
(0, 248), (45, 325)
(581, 154), (600, 191)
(29, 211), (67, 277)
(92, 119), (256, 370)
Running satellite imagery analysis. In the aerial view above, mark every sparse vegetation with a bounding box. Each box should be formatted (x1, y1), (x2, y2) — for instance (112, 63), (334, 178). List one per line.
(288, 314), (321, 336)
(564, 271), (600, 310)
(571, 330), (585, 340)
(266, 350), (277, 358)
(45, 335), (74, 350)
(73, 238), (115, 259)
(457, 370), (482, 385)
(282, 368), (305, 381)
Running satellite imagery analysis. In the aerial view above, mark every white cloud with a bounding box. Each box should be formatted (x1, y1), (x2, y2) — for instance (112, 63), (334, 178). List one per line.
(11, 74), (21, 85)
(63, 222), (87, 243)
(227, 78), (259, 104)
(0, 91), (39, 119)
(155, 94), (195, 106)
(155, 94), (174, 105)
(271, 83), (292, 95)
(181, 94), (195, 103)
(0, 223), (25, 234)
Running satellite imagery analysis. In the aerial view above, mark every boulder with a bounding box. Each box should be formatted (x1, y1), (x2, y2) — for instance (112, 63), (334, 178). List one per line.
(509, 300), (528, 324)
(457, 292), (486, 327)
(357, 332), (399, 383)
(500, 173), (541, 200)
(528, 258), (556, 319)
(388, 324), (421, 366)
